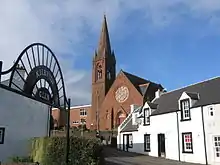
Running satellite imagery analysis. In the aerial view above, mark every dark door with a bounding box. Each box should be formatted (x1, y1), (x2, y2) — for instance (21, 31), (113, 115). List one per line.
(158, 133), (166, 157)
(123, 134), (129, 152)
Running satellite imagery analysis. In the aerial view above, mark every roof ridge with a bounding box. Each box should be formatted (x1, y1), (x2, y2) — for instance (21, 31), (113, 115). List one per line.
(122, 70), (149, 82)
(161, 76), (220, 96)
(139, 83), (150, 86)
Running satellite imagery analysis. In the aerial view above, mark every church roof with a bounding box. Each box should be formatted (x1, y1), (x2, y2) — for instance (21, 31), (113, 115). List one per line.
(121, 70), (162, 96)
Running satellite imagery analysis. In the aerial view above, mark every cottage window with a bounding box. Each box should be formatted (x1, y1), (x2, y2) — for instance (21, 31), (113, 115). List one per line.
(144, 134), (151, 152)
(144, 108), (150, 125)
(181, 99), (191, 120)
(80, 109), (87, 116)
(0, 127), (5, 144)
(182, 132), (193, 153)
(214, 136), (220, 158)
(72, 121), (79, 124)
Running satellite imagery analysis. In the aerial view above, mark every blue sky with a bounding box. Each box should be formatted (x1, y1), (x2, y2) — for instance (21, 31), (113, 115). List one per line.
(74, 6), (220, 93)
(1, 0), (220, 105)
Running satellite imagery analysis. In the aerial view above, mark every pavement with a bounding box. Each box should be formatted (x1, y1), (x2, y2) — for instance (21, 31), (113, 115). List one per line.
(103, 147), (203, 165)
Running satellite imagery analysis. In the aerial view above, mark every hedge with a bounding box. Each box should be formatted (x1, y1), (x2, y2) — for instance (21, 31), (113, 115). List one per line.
(29, 136), (104, 165)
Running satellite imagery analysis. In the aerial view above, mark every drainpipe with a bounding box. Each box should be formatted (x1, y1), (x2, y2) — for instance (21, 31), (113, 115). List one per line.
(176, 111), (180, 161)
(201, 106), (208, 165)
(0, 61), (2, 83)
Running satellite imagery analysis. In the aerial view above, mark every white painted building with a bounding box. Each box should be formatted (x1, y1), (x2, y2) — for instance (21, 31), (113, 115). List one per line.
(0, 85), (50, 163)
(117, 77), (220, 165)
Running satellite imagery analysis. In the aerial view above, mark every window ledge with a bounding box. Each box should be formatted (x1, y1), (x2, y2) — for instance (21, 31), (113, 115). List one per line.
(180, 118), (191, 122)
(182, 151), (193, 154)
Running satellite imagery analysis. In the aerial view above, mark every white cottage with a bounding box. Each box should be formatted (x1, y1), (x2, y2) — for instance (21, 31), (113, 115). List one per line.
(117, 77), (220, 165)
(0, 66), (51, 163)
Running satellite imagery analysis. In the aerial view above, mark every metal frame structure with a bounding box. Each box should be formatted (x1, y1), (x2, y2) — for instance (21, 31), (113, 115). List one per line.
(0, 43), (70, 164)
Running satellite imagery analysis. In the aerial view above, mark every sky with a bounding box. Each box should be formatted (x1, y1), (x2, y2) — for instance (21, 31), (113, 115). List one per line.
(1, 0), (220, 106)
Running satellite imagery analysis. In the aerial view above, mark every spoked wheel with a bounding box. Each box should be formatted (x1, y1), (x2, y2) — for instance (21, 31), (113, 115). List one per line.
(8, 43), (66, 107)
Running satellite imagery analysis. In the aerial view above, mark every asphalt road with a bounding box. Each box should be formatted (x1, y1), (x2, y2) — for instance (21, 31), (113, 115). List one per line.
(103, 147), (202, 165)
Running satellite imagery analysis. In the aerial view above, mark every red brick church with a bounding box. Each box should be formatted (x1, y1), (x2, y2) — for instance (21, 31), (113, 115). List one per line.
(52, 15), (163, 131)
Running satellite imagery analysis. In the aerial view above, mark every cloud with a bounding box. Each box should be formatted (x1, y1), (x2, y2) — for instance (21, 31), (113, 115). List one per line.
(1, 0), (220, 105)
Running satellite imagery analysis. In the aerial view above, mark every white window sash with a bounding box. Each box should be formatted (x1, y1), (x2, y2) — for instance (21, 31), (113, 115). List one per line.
(145, 135), (150, 151)
(182, 100), (190, 119)
(183, 134), (192, 152)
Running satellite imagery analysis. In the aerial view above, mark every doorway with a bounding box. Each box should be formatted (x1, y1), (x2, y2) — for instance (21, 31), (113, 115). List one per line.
(123, 134), (132, 152)
(158, 133), (166, 157)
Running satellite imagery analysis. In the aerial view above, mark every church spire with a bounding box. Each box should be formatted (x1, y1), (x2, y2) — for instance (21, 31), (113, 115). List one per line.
(97, 15), (111, 56)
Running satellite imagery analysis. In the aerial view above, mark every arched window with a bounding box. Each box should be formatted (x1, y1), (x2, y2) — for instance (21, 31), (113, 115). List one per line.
(116, 111), (126, 127)
(111, 108), (114, 129)
(96, 64), (102, 80)
(106, 110), (109, 119)
(107, 70), (111, 80)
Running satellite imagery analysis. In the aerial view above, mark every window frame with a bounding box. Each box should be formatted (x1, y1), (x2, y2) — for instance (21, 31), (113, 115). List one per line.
(80, 109), (87, 116)
(96, 64), (102, 80)
(72, 121), (79, 124)
(182, 132), (193, 154)
(144, 134), (151, 152)
(180, 99), (191, 121)
(143, 108), (150, 125)
(0, 127), (5, 144)
(213, 136), (220, 158)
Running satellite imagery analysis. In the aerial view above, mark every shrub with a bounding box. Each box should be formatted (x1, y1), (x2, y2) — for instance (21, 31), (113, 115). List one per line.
(9, 156), (33, 163)
(30, 136), (104, 165)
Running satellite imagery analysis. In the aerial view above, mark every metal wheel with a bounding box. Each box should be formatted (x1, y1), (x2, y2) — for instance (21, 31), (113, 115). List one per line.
(2, 43), (67, 107)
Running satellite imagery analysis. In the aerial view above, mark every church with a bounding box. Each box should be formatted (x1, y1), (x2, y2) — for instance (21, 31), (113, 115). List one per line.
(52, 15), (163, 131)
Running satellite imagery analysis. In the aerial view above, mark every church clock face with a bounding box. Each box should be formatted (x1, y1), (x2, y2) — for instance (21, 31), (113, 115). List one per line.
(115, 86), (129, 103)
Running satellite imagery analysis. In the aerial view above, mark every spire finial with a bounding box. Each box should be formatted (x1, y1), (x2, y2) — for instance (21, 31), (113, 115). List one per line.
(97, 14), (111, 56)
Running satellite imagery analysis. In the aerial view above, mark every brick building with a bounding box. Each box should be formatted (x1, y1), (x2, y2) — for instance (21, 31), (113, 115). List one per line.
(52, 15), (163, 131)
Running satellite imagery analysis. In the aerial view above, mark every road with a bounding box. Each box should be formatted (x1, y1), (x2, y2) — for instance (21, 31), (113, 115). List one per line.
(103, 147), (202, 165)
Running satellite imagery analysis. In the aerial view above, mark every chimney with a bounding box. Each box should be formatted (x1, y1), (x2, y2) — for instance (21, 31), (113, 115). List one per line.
(130, 104), (139, 113)
(155, 89), (165, 99)
(0, 61), (2, 83)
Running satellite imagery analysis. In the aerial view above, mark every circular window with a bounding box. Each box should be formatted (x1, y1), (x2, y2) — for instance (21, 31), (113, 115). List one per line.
(115, 86), (129, 103)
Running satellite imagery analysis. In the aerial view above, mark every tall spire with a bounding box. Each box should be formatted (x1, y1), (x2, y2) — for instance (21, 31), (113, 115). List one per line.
(97, 15), (111, 56)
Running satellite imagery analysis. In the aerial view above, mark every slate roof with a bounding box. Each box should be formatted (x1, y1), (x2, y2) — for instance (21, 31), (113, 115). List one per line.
(120, 115), (138, 132)
(185, 92), (199, 100)
(120, 77), (220, 132)
(152, 77), (220, 116)
(122, 70), (162, 96)
(147, 102), (158, 109)
(1, 78), (24, 91)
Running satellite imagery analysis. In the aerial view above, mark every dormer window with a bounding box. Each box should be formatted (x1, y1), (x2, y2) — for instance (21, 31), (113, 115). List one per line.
(180, 99), (191, 121)
(144, 108), (150, 125)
